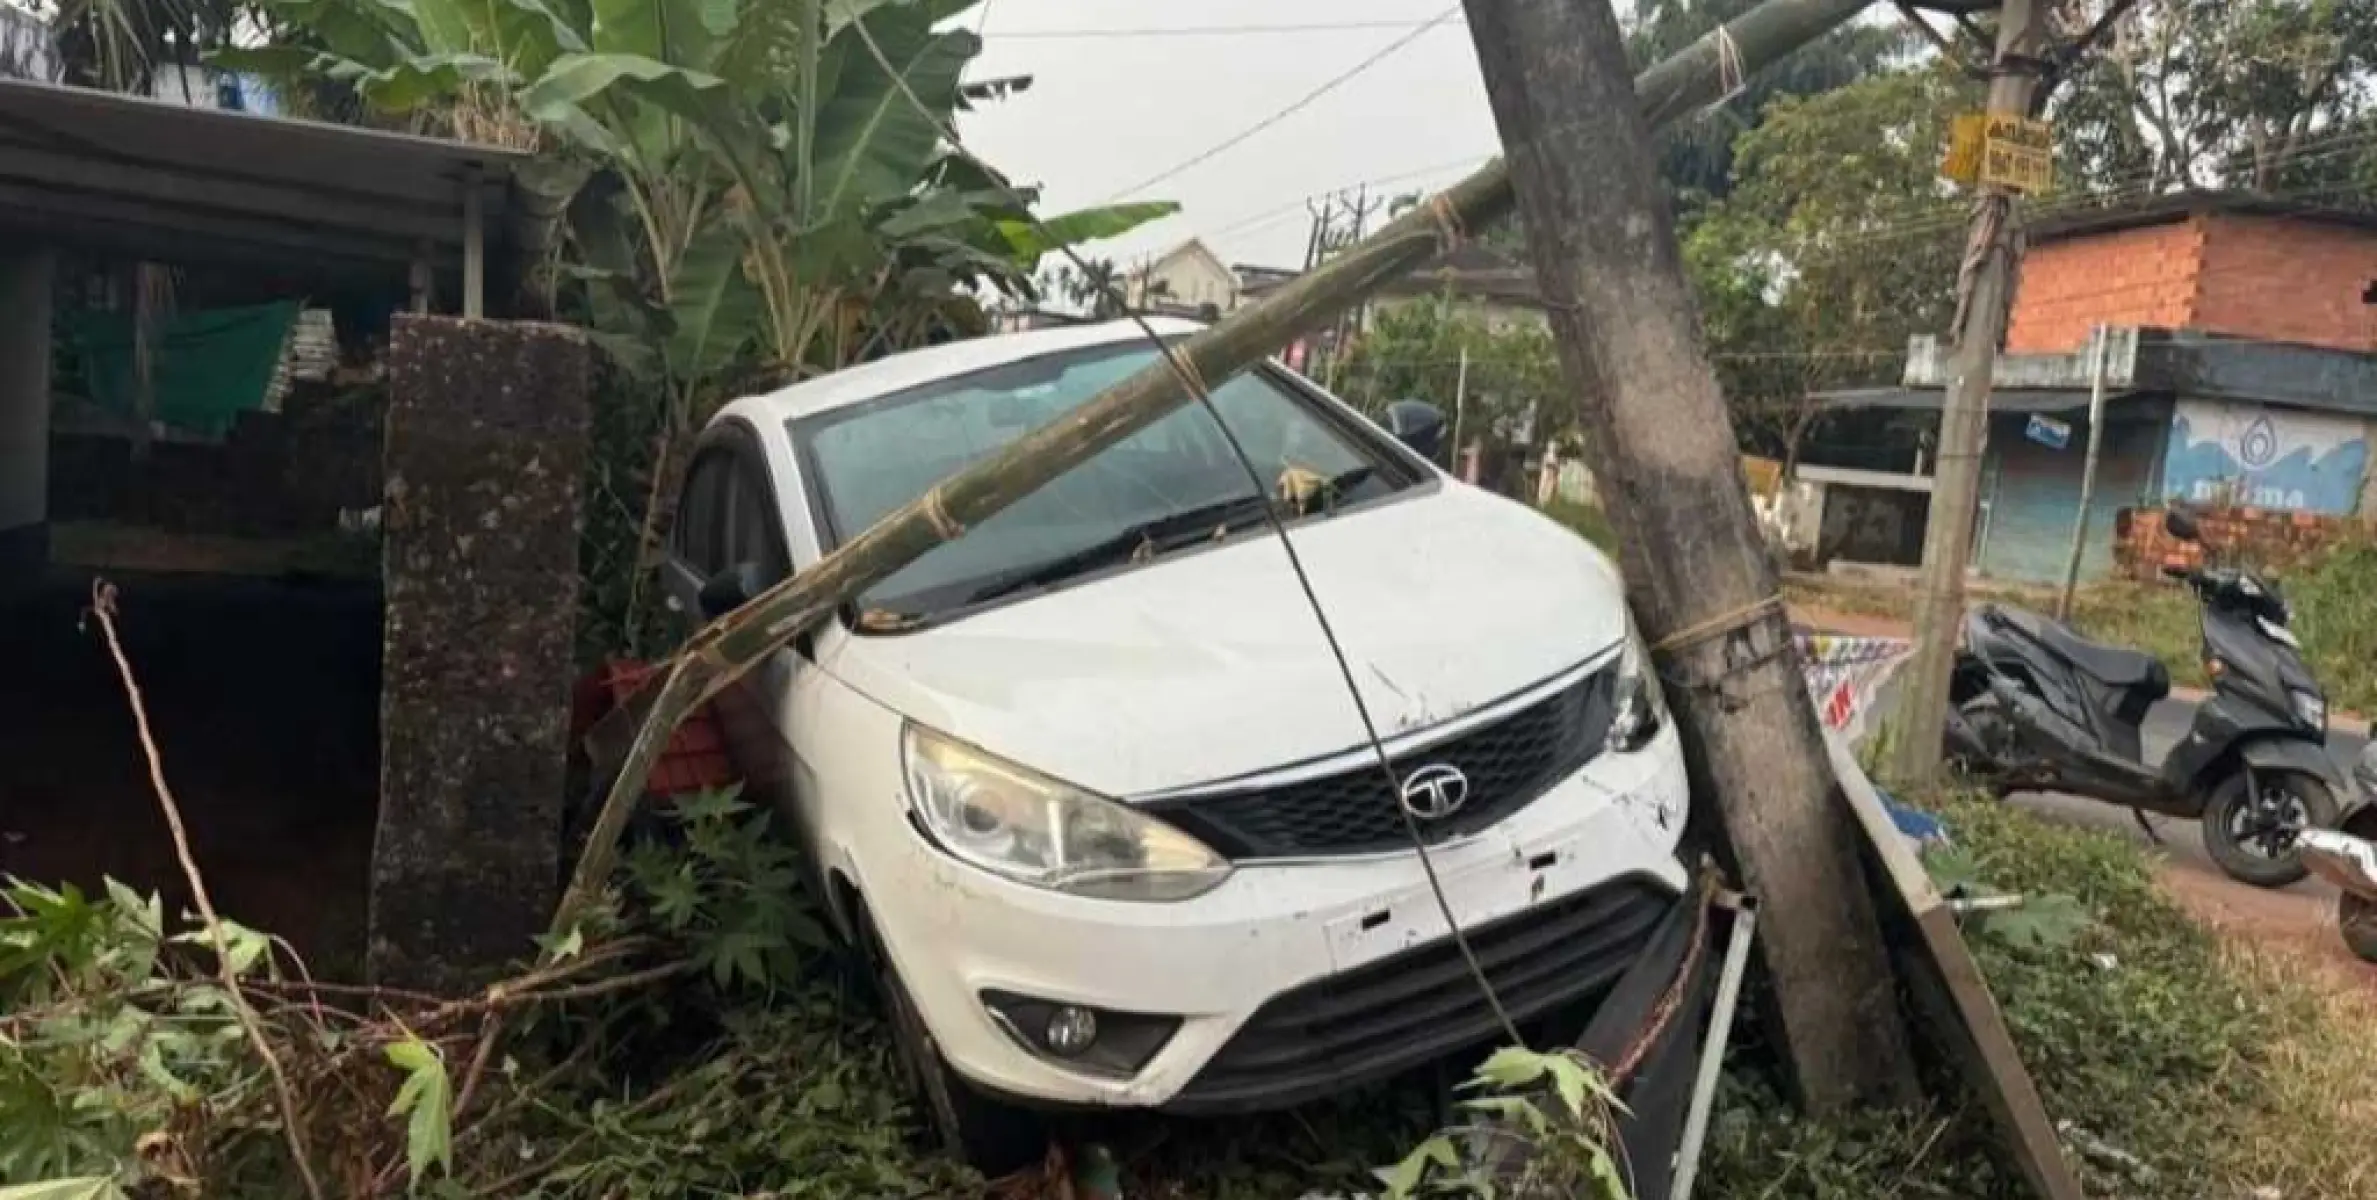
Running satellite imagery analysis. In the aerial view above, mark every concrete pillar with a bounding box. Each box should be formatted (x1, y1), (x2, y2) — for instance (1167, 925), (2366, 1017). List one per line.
(369, 316), (590, 990)
(0, 249), (54, 587)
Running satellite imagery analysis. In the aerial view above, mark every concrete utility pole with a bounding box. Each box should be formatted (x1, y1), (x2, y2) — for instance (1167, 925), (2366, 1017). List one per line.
(1460, 0), (1917, 1111)
(1892, 0), (2051, 787)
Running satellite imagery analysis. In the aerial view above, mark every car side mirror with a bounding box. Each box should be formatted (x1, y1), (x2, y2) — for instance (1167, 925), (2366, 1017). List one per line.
(2165, 507), (2201, 543)
(698, 561), (770, 620)
(1383, 399), (1448, 462)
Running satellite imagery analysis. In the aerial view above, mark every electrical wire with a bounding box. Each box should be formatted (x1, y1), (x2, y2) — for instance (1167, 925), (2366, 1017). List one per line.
(847, 17), (1528, 1048)
(1094, 6), (1466, 204)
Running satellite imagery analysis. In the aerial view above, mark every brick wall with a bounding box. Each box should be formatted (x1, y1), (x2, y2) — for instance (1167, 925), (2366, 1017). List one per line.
(2112, 505), (2357, 581)
(2007, 219), (2204, 353)
(2193, 213), (2377, 352)
(2008, 209), (2377, 355)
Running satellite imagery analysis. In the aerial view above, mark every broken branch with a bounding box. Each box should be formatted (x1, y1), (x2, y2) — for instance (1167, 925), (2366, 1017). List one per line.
(86, 579), (329, 1200)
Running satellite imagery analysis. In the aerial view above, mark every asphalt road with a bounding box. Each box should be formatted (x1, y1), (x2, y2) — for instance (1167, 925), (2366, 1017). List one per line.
(2012, 697), (2367, 901)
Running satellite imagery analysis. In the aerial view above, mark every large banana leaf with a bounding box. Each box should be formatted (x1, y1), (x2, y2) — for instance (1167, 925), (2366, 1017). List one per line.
(664, 225), (759, 383)
(590, 0), (727, 68)
(808, 9), (976, 220)
(249, 0), (418, 66)
(337, 51), (515, 111)
(447, 0), (589, 77)
(522, 52), (728, 125)
(996, 202), (1182, 259)
(407, 0), (477, 54)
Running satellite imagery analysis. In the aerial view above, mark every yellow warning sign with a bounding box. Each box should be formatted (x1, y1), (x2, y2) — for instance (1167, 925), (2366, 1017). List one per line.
(1943, 113), (2053, 193)
(1942, 113), (1986, 184)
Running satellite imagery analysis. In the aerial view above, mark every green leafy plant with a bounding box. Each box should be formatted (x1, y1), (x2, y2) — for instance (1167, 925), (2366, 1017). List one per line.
(1378, 1047), (1631, 1200)
(0, 784), (894, 1196)
(382, 1035), (453, 1189)
(616, 786), (827, 992)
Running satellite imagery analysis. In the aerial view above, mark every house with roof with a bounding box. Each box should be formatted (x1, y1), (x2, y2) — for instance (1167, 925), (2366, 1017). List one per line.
(0, 74), (582, 988)
(1124, 237), (1241, 317)
(1803, 192), (2377, 582)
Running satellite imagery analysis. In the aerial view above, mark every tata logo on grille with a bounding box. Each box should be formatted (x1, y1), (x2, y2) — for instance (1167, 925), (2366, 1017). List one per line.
(1399, 763), (1471, 821)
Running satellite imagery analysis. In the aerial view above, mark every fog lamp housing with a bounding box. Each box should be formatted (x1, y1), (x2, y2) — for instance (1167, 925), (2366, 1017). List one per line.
(980, 991), (1180, 1077)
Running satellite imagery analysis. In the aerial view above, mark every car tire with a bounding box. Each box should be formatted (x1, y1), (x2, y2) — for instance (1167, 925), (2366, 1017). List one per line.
(861, 918), (1048, 1177)
(2202, 769), (2337, 889)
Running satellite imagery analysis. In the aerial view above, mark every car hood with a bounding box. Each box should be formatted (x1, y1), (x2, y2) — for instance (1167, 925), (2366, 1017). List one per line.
(821, 483), (1629, 798)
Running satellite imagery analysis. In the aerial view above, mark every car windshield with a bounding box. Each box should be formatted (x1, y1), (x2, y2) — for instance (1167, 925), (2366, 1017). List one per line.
(791, 340), (1411, 618)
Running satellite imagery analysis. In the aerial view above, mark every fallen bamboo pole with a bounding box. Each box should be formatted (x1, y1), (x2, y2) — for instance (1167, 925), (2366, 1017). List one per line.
(555, 0), (1886, 929)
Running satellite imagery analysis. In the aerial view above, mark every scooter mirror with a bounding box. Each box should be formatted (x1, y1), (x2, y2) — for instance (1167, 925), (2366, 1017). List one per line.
(2165, 507), (2202, 542)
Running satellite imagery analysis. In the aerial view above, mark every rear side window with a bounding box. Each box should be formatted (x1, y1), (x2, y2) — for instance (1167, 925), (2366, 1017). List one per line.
(675, 443), (789, 585)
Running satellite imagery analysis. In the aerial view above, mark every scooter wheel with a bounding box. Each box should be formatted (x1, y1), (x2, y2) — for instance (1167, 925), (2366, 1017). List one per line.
(2341, 893), (2377, 964)
(2201, 770), (2338, 889)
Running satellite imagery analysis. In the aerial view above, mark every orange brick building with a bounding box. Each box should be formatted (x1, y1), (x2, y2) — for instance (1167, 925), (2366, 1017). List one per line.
(2008, 195), (2377, 355)
(1814, 194), (2377, 583)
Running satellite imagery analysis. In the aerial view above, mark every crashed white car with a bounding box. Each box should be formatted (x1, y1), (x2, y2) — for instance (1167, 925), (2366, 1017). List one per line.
(663, 318), (1691, 1169)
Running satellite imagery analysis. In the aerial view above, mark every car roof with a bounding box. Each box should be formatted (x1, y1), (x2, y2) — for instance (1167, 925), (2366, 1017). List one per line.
(716, 316), (1209, 428)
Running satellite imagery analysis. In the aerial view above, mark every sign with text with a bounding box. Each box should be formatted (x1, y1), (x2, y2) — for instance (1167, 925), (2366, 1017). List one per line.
(1944, 113), (2053, 192)
(1979, 115), (2053, 193)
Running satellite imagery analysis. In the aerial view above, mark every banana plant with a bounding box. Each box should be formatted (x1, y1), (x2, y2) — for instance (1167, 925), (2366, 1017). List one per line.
(221, 0), (1174, 645)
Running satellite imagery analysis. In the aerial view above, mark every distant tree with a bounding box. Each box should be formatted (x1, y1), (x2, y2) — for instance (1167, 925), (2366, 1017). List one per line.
(2050, 0), (2377, 194)
(1624, 0), (1913, 212)
(1336, 292), (1566, 458)
(1683, 65), (1976, 474)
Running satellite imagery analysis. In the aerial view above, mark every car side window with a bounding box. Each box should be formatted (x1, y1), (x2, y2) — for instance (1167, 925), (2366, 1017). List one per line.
(675, 450), (733, 575)
(720, 459), (790, 586)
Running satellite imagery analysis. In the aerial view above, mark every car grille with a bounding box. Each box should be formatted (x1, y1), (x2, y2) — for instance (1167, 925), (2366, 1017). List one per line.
(1143, 666), (1615, 859)
(1167, 876), (1676, 1112)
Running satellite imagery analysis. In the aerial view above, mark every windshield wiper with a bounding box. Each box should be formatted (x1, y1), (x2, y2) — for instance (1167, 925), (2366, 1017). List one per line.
(961, 493), (1275, 606)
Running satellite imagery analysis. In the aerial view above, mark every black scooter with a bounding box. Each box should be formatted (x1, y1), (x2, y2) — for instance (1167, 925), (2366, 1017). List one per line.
(1943, 508), (2341, 887)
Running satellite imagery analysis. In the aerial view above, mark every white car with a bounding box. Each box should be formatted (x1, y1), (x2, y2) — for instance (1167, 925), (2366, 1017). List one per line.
(663, 318), (1692, 1170)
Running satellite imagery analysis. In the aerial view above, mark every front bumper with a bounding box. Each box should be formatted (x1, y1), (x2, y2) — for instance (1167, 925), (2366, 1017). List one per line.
(849, 721), (1692, 1110)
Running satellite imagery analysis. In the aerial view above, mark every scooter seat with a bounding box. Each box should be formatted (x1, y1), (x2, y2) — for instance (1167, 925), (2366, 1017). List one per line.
(2041, 624), (2170, 693)
(1986, 607), (2171, 694)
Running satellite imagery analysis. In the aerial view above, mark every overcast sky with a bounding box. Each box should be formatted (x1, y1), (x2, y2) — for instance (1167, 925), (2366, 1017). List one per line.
(958, 1), (1515, 274)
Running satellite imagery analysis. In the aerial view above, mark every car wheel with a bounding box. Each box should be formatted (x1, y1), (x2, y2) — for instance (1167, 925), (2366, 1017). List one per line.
(2202, 769), (2337, 889)
(861, 919), (1048, 1176)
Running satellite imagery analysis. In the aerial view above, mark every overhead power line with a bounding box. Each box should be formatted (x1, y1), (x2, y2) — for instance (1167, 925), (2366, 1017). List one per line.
(1095, 6), (1465, 203)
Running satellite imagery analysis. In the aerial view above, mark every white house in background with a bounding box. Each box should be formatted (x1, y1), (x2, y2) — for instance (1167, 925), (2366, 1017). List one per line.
(0, 7), (276, 113)
(1125, 238), (1240, 317)
(147, 63), (280, 115)
(0, 3), (56, 82)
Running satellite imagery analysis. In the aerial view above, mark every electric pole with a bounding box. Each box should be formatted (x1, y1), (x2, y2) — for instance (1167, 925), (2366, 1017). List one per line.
(1461, 0), (1918, 1112)
(1892, 0), (2050, 786)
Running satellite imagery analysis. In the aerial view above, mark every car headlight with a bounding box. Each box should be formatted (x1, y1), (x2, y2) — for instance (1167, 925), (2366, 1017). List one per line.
(902, 724), (1233, 902)
(2293, 689), (2327, 730)
(1607, 615), (1668, 753)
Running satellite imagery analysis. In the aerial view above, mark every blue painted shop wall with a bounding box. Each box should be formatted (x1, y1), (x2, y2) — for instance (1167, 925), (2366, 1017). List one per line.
(2160, 399), (2368, 514)
(1977, 406), (2167, 584)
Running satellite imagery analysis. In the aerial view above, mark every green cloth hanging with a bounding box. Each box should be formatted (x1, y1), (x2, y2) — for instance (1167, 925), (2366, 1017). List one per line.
(59, 300), (299, 438)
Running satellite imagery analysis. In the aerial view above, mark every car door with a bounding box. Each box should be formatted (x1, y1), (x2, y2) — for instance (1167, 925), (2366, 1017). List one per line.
(662, 425), (800, 806)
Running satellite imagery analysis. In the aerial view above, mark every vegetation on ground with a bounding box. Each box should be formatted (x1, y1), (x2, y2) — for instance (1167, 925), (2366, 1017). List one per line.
(1699, 790), (2377, 1199)
(0, 789), (976, 1197)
